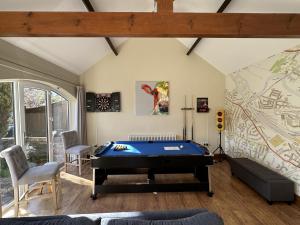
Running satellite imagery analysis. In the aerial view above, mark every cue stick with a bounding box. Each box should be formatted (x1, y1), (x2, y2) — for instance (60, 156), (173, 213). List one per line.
(183, 95), (187, 140)
(182, 98), (184, 140)
(191, 95), (194, 141)
(96, 127), (98, 146)
(207, 114), (209, 144)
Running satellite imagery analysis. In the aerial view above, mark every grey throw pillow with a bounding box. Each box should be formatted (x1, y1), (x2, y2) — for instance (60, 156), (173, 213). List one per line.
(104, 212), (224, 225)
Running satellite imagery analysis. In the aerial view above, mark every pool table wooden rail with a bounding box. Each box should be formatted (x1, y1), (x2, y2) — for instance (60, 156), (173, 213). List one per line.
(91, 154), (213, 169)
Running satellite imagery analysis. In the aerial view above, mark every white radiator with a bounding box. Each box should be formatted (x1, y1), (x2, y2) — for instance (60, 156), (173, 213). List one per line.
(129, 134), (177, 141)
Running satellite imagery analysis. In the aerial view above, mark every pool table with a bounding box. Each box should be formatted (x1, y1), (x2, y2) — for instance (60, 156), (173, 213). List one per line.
(91, 140), (214, 199)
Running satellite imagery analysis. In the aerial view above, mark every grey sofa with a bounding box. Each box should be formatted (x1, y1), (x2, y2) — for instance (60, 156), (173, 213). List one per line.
(228, 157), (294, 204)
(0, 209), (224, 225)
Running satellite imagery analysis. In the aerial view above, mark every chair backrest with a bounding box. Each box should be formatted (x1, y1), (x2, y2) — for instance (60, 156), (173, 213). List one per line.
(0, 145), (29, 187)
(61, 130), (79, 150)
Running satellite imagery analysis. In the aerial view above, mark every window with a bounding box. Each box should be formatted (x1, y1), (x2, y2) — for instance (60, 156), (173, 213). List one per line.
(0, 80), (72, 209)
(0, 82), (15, 207)
(51, 91), (69, 162)
(23, 87), (48, 166)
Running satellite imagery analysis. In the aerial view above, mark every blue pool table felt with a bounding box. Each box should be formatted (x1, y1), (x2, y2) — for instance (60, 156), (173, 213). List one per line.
(96, 141), (207, 157)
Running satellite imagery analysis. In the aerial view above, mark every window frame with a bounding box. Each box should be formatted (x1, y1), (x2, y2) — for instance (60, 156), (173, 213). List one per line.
(0, 81), (16, 210)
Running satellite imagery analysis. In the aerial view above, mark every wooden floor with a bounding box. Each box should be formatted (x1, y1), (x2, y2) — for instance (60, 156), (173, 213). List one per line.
(3, 161), (300, 225)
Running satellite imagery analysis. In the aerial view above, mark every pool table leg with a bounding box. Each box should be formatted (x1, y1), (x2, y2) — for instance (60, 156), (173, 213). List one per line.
(91, 168), (108, 200)
(194, 166), (213, 196)
(91, 168), (97, 200)
(207, 165), (214, 197)
(148, 169), (155, 184)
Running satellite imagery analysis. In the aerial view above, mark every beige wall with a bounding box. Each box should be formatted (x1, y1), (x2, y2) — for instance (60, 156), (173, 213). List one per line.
(81, 39), (225, 151)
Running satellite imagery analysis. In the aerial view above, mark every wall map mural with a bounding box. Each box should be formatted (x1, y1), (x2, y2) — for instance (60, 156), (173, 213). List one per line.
(225, 45), (300, 195)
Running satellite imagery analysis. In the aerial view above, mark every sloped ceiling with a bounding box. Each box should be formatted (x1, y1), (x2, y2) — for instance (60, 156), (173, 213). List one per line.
(1, 0), (300, 75)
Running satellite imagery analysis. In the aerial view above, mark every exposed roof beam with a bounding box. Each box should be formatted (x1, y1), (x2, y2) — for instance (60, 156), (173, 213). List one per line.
(0, 12), (299, 38)
(216, 0), (232, 13)
(82, 0), (118, 56)
(104, 37), (118, 56)
(186, 0), (232, 55)
(82, 0), (94, 12)
(157, 0), (173, 14)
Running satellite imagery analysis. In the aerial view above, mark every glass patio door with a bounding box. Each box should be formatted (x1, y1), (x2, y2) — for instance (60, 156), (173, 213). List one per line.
(51, 91), (69, 163)
(1, 80), (70, 211)
(22, 87), (49, 166)
(19, 81), (70, 165)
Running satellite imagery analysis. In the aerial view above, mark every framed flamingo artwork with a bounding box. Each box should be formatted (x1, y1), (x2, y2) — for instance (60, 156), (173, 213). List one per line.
(135, 81), (169, 116)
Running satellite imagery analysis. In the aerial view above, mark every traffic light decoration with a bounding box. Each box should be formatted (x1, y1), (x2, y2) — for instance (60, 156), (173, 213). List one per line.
(213, 109), (226, 161)
(216, 109), (225, 132)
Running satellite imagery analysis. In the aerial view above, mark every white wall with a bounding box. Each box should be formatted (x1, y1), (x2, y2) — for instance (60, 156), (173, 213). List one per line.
(81, 38), (225, 151)
(179, 38), (300, 75)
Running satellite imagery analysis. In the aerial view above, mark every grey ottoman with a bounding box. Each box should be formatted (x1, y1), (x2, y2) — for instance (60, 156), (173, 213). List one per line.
(228, 157), (294, 204)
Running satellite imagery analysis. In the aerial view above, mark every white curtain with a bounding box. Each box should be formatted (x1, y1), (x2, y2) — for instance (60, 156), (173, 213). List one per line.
(76, 86), (87, 144)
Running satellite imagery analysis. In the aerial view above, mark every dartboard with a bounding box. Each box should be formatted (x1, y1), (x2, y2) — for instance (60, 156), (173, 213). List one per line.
(96, 95), (111, 112)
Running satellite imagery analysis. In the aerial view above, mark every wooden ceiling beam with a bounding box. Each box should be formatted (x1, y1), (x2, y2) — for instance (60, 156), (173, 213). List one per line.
(186, 0), (232, 55)
(81, 0), (118, 56)
(0, 12), (300, 38)
(157, 0), (174, 14)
